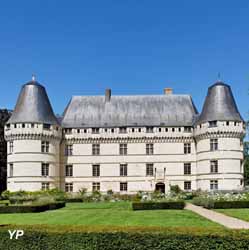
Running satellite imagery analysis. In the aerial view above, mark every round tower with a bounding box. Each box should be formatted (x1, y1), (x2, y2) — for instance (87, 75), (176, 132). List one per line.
(4, 77), (62, 191)
(194, 81), (245, 191)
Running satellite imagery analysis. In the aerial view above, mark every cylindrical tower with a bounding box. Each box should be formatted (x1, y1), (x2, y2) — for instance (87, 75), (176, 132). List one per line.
(194, 81), (245, 191)
(4, 77), (62, 191)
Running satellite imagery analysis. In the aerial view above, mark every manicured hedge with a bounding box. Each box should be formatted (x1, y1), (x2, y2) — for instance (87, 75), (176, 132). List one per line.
(0, 202), (65, 213)
(65, 198), (83, 203)
(213, 201), (249, 209)
(132, 201), (185, 210)
(0, 225), (249, 250)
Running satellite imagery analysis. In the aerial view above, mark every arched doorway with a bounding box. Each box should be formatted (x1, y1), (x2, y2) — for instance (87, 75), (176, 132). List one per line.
(155, 182), (165, 193)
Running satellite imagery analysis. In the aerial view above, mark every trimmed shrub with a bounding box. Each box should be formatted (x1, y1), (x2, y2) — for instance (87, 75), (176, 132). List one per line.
(132, 201), (185, 210)
(0, 202), (65, 213)
(65, 198), (83, 203)
(213, 201), (249, 209)
(0, 225), (249, 249)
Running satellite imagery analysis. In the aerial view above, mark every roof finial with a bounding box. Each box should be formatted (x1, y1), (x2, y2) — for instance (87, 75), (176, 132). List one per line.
(32, 74), (36, 82)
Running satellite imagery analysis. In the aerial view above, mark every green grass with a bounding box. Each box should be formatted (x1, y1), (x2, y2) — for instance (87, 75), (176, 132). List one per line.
(0, 201), (222, 228)
(215, 208), (249, 222)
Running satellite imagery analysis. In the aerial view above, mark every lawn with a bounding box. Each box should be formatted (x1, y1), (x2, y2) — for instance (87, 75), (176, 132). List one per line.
(0, 202), (222, 228)
(215, 208), (249, 222)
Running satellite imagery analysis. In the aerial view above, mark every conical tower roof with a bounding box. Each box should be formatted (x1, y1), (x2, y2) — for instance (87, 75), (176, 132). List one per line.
(7, 77), (59, 125)
(197, 81), (243, 124)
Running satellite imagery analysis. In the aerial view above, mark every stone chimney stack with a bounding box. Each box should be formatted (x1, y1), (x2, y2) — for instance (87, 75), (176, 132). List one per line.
(164, 88), (173, 95)
(105, 88), (111, 102)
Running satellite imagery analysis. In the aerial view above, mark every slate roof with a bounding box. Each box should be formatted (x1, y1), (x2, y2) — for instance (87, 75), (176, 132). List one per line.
(7, 80), (59, 125)
(196, 81), (244, 124)
(61, 95), (199, 128)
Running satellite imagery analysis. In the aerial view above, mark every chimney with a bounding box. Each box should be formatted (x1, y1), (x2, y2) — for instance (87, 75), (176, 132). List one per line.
(105, 88), (111, 102)
(164, 88), (173, 95)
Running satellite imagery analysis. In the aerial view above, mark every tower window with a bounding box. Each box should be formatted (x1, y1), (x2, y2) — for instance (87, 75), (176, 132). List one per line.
(9, 163), (13, 177)
(92, 164), (100, 177)
(92, 182), (100, 191)
(210, 180), (218, 190)
(120, 164), (127, 176)
(184, 143), (191, 154)
(120, 182), (128, 191)
(119, 144), (127, 155)
(65, 183), (73, 192)
(184, 163), (191, 175)
(41, 141), (49, 153)
(65, 165), (73, 177)
(9, 141), (13, 154)
(210, 139), (218, 151)
(92, 144), (100, 155)
(41, 163), (49, 176)
(65, 145), (73, 156)
(210, 160), (218, 173)
(146, 144), (154, 155)
(146, 163), (154, 176)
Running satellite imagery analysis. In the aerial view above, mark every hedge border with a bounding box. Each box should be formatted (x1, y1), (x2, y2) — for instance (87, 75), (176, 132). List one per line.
(132, 201), (185, 210)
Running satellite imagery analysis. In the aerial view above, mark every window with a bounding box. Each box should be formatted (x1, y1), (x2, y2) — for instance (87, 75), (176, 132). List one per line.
(41, 141), (49, 153)
(84, 129), (87, 133)
(65, 165), (73, 177)
(120, 182), (128, 191)
(210, 139), (218, 151)
(158, 128), (161, 132)
(65, 128), (72, 134)
(132, 128), (135, 132)
(146, 163), (154, 176)
(77, 129), (80, 133)
(92, 182), (100, 191)
(184, 127), (192, 133)
(172, 128), (175, 132)
(9, 141), (13, 153)
(119, 144), (127, 155)
(92, 128), (99, 134)
(119, 127), (127, 134)
(65, 145), (73, 156)
(146, 127), (154, 133)
(65, 183), (73, 192)
(92, 164), (100, 177)
(120, 164), (127, 176)
(210, 160), (218, 173)
(41, 163), (49, 176)
(184, 143), (191, 154)
(9, 163), (13, 177)
(210, 180), (218, 190)
(184, 181), (191, 191)
(43, 124), (51, 130)
(226, 121), (229, 126)
(165, 128), (168, 132)
(111, 128), (115, 133)
(146, 144), (154, 155)
(92, 144), (100, 155)
(209, 121), (217, 127)
(138, 128), (141, 132)
(178, 128), (181, 132)
(41, 182), (50, 190)
(22, 123), (25, 128)
(184, 163), (191, 175)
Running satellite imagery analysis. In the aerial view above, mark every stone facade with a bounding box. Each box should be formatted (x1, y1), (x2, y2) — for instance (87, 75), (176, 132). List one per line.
(4, 79), (246, 193)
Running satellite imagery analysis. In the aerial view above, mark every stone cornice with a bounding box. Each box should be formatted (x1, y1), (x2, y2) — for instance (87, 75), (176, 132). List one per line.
(194, 131), (245, 141)
(5, 132), (61, 142)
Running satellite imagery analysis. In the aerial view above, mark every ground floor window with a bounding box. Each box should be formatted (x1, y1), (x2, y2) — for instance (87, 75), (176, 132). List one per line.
(92, 182), (100, 191)
(65, 183), (73, 192)
(210, 180), (218, 190)
(41, 182), (50, 190)
(120, 182), (128, 191)
(184, 181), (191, 190)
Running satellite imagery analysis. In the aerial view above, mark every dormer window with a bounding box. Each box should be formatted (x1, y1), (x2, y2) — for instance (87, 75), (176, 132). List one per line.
(209, 121), (217, 128)
(226, 121), (229, 126)
(146, 127), (154, 133)
(43, 124), (51, 130)
(65, 128), (72, 134)
(92, 128), (99, 134)
(119, 127), (127, 134)
(184, 127), (192, 133)
(22, 123), (25, 128)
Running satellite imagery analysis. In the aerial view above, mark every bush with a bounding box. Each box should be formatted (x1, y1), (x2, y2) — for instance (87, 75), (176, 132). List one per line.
(132, 201), (185, 210)
(0, 225), (249, 249)
(0, 202), (65, 213)
(170, 185), (181, 194)
(65, 198), (83, 203)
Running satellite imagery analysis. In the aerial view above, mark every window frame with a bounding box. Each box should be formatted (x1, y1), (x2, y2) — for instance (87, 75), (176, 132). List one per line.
(92, 164), (100, 177)
(120, 164), (128, 176)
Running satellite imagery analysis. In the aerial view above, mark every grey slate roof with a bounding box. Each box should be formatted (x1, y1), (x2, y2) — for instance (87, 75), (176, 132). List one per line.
(7, 80), (59, 125)
(61, 95), (199, 128)
(196, 81), (243, 124)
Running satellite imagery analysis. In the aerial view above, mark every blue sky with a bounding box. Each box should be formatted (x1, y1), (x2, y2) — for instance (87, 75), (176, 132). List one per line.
(0, 0), (248, 119)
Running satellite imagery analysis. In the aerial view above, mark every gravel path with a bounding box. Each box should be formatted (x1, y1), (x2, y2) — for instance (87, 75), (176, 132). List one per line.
(185, 203), (249, 229)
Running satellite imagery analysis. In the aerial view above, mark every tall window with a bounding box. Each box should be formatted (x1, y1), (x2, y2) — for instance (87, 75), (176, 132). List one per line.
(146, 127), (154, 133)
(119, 127), (127, 134)
(146, 163), (154, 176)
(41, 182), (50, 190)
(65, 165), (73, 177)
(120, 164), (127, 176)
(9, 141), (13, 153)
(210, 160), (218, 173)
(184, 181), (191, 191)
(184, 163), (191, 175)
(65, 183), (73, 192)
(119, 144), (127, 155)
(92, 182), (100, 191)
(210, 180), (218, 190)
(9, 163), (13, 177)
(184, 143), (191, 154)
(41, 163), (49, 176)
(92, 144), (100, 155)
(65, 145), (73, 156)
(146, 144), (154, 155)
(120, 182), (128, 191)
(92, 164), (100, 177)
(92, 128), (99, 134)
(210, 139), (218, 151)
(41, 141), (49, 153)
